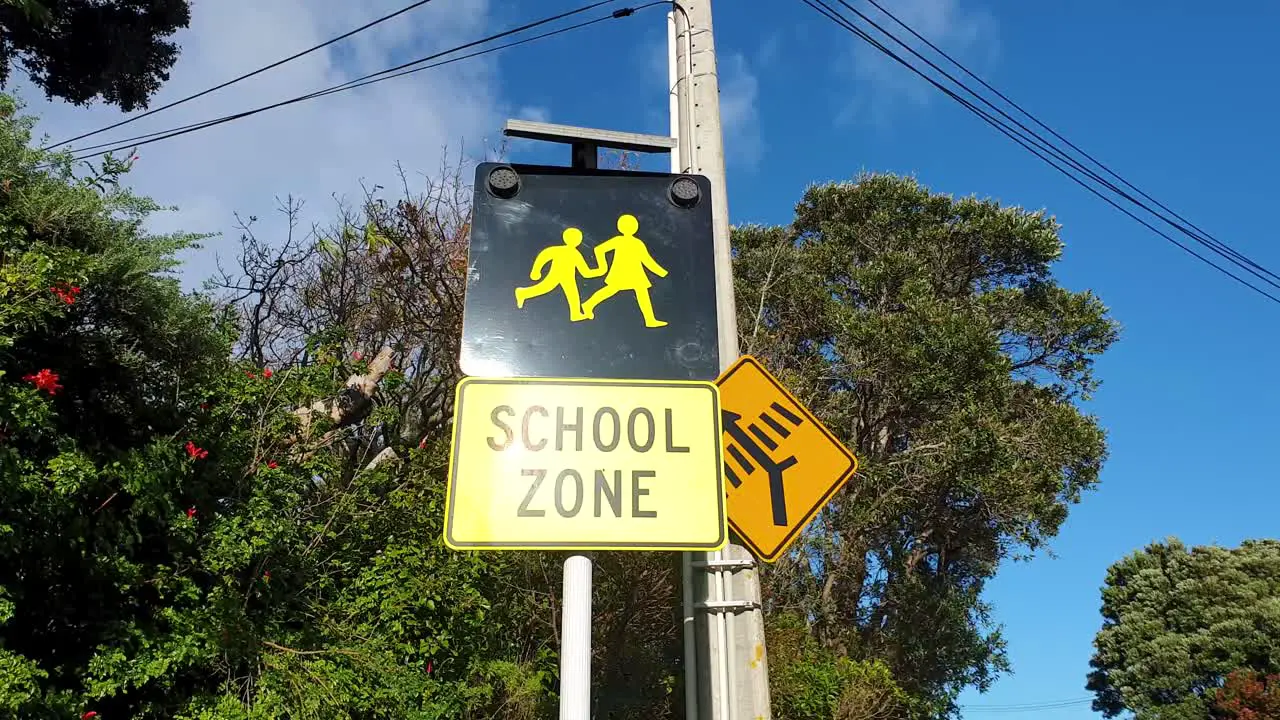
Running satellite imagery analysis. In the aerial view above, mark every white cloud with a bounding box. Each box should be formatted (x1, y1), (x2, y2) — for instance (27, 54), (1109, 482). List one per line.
(13, 0), (504, 289)
(718, 53), (762, 171)
(839, 0), (998, 125)
(515, 105), (550, 124)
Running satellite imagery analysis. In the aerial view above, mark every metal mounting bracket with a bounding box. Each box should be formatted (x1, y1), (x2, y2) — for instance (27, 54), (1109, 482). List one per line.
(502, 118), (677, 171)
(696, 599), (762, 613)
(692, 558), (756, 571)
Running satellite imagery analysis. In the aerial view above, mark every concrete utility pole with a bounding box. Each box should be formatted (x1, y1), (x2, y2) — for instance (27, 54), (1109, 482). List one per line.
(669, 2), (773, 718)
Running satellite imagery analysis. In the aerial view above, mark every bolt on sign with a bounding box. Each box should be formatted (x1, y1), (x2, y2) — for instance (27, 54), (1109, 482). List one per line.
(716, 355), (859, 562)
(460, 163), (720, 381)
(444, 377), (728, 551)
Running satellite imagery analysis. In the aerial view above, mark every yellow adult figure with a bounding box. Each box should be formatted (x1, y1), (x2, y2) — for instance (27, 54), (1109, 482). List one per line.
(514, 227), (603, 321)
(581, 214), (669, 328)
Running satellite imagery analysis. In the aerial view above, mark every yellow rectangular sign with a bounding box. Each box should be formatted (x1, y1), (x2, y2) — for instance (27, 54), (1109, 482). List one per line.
(444, 377), (727, 551)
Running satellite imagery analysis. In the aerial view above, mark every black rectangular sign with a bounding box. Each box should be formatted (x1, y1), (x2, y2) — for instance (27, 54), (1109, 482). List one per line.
(461, 162), (720, 380)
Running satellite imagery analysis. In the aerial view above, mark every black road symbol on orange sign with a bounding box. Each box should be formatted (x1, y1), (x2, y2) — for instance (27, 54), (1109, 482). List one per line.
(722, 401), (805, 526)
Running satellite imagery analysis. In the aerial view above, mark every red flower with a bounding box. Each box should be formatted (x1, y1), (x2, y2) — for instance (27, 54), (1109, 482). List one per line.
(418, 436), (428, 449)
(184, 441), (208, 460)
(82, 712), (98, 720)
(245, 371), (255, 379)
(426, 660), (433, 674)
(263, 570), (271, 582)
(49, 282), (81, 305)
(186, 507), (196, 519)
(262, 367), (273, 378)
(351, 351), (363, 361)
(267, 461), (278, 469)
(22, 369), (62, 395)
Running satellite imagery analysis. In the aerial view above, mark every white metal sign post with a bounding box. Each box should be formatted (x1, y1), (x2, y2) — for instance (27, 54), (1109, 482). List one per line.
(559, 555), (592, 719)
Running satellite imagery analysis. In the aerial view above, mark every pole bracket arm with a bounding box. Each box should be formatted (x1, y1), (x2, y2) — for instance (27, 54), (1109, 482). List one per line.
(692, 558), (755, 571)
(696, 599), (761, 613)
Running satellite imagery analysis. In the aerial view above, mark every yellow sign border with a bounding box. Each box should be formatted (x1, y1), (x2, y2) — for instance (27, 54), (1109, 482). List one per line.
(719, 355), (859, 563)
(444, 376), (728, 551)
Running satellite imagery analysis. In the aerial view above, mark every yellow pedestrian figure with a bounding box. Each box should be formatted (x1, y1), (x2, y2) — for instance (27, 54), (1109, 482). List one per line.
(515, 227), (603, 321)
(581, 214), (669, 328)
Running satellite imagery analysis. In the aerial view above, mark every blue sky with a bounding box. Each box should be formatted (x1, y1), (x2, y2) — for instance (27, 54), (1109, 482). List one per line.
(19, 0), (1280, 716)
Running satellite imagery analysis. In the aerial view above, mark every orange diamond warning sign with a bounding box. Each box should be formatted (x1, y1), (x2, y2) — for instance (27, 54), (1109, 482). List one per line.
(716, 355), (859, 562)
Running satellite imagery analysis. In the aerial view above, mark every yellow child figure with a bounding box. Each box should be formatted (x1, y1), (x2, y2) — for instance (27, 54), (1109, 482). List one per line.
(514, 227), (603, 321)
(581, 214), (669, 328)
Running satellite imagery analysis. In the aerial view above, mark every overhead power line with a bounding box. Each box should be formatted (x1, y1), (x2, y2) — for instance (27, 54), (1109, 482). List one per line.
(961, 697), (1092, 713)
(834, 0), (1280, 294)
(823, 0), (1280, 293)
(858, 0), (1280, 287)
(798, 0), (1280, 306)
(63, 2), (657, 163)
(46, 0), (441, 150)
(805, 0), (1280, 302)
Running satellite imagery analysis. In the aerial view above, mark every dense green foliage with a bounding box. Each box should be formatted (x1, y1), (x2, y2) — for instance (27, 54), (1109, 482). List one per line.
(732, 174), (1117, 715)
(0, 97), (549, 718)
(1087, 538), (1280, 720)
(0, 0), (190, 110)
(0, 92), (226, 714)
(767, 613), (914, 720)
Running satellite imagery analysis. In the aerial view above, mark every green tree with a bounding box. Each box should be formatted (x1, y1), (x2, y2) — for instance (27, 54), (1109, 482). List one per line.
(0, 0), (191, 111)
(731, 174), (1117, 714)
(768, 612), (915, 720)
(0, 90), (228, 714)
(1086, 538), (1280, 720)
(0, 95), (541, 718)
